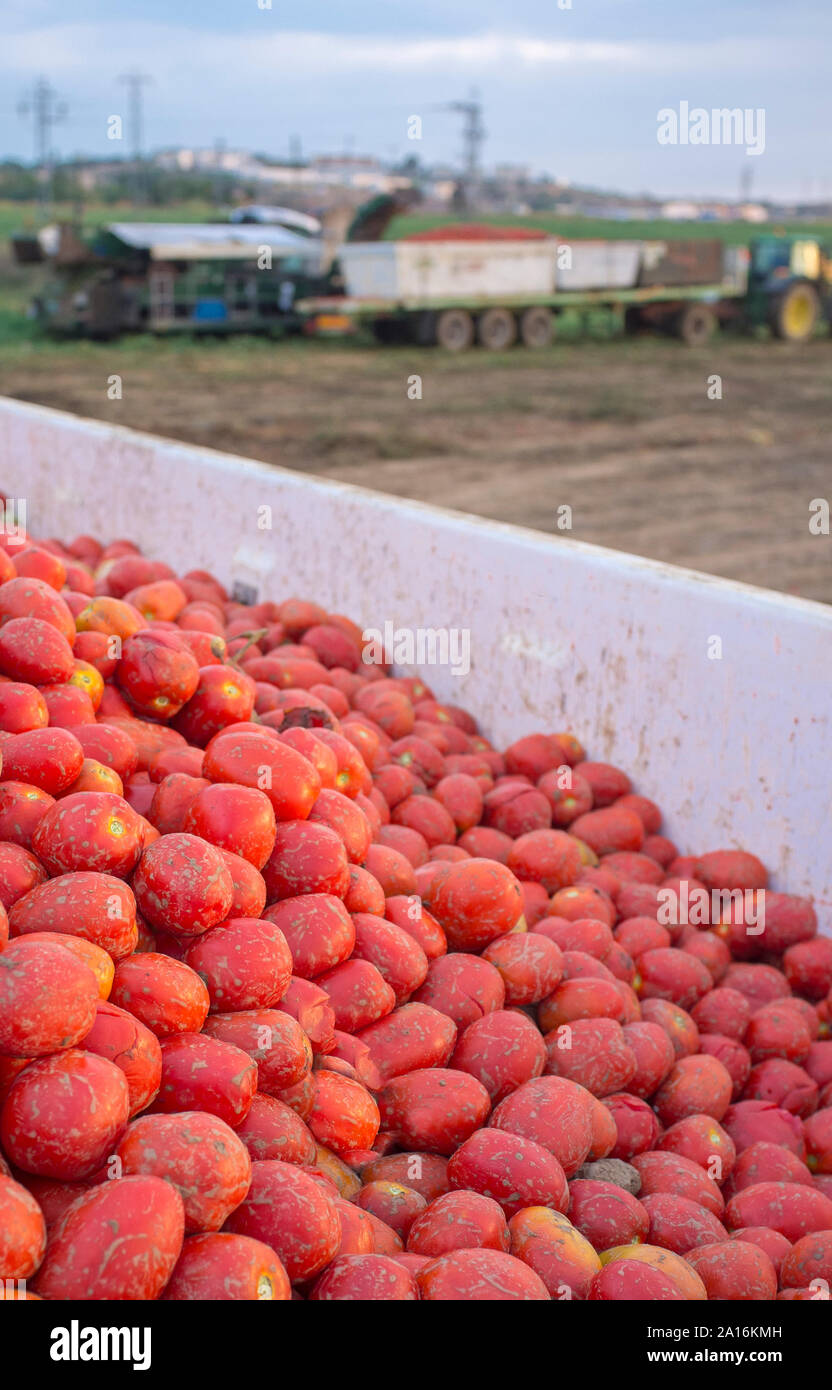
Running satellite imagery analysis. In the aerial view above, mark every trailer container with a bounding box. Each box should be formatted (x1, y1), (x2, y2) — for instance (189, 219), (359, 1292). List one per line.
(2, 396), (830, 919)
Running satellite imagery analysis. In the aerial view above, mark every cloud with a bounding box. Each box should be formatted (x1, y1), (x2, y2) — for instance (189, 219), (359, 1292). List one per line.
(1, 24), (814, 81)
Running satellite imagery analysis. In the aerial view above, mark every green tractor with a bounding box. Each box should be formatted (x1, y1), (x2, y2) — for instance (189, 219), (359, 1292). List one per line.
(746, 235), (832, 341)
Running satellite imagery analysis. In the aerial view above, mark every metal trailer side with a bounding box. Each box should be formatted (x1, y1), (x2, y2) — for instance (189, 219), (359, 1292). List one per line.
(1, 396), (830, 921)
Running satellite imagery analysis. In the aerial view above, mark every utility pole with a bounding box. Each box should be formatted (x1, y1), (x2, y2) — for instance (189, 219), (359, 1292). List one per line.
(118, 71), (152, 204)
(433, 91), (486, 210)
(17, 77), (68, 217)
(213, 137), (227, 209)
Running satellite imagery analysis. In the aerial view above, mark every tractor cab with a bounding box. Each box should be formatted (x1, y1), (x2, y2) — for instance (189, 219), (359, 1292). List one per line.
(747, 235), (832, 340)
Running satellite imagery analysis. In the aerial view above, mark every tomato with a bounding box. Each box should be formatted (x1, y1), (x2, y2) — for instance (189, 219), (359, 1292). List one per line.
(263, 894), (354, 980)
(116, 630), (201, 719)
(32, 790), (144, 878)
(110, 953), (211, 1037)
(311, 1253), (418, 1301)
(61, 757), (124, 797)
(0, 576), (75, 642)
(220, 848), (267, 919)
(78, 999), (163, 1115)
(39, 683), (96, 729)
(203, 728), (321, 821)
(0, 781), (55, 851)
(182, 783), (276, 869)
(172, 665), (256, 746)
(417, 1247), (549, 1300)
(0, 618), (72, 686)
(351, 913), (429, 1001)
(132, 832), (234, 938)
(116, 1112), (251, 1232)
(184, 916), (292, 1013)
(225, 1159), (341, 1282)
(0, 727), (84, 794)
(76, 595), (144, 642)
(423, 857), (525, 951)
(0, 1174), (47, 1279)
(200, 1009), (311, 1095)
(68, 722), (138, 781)
(262, 820), (349, 900)
(148, 1032), (257, 1128)
(1, 1049), (130, 1179)
(0, 682), (48, 734)
(10, 870), (138, 959)
(0, 935), (98, 1056)
(234, 1092), (317, 1165)
(307, 788), (372, 863)
(308, 1072), (380, 1156)
(33, 1175), (184, 1300)
(147, 772), (210, 834)
(22, 930), (114, 999)
(162, 1232), (290, 1300)
(378, 1070), (492, 1155)
(0, 844), (48, 912)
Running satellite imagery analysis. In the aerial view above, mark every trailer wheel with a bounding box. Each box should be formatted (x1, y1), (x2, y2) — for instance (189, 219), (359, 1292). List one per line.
(769, 282), (819, 342)
(477, 308), (517, 350)
(675, 303), (717, 346)
(436, 309), (475, 352)
(519, 306), (554, 348)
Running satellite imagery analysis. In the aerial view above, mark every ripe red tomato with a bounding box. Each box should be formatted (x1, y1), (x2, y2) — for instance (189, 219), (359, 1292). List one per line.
(32, 791), (145, 878)
(132, 832), (234, 938)
(182, 782), (276, 869)
(203, 729), (321, 821)
(116, 630), (201, 719)
(172, 665), (256, 746)
(0, 727), (84, 795)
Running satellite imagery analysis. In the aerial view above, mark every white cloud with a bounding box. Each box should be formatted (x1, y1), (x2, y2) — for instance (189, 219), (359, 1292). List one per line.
(1, 25), (813, 81)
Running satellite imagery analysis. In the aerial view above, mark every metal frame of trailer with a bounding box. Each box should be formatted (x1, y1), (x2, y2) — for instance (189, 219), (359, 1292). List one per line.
(299, 282), (741, 317)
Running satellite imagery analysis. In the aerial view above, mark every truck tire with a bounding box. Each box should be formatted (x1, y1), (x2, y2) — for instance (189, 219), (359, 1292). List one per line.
(477, 308), (517, 350)
(436, 309), (475, 352)
(674, 303), (717, 346)
(769, 282), (819, 342)
(520, 307), (554, 348)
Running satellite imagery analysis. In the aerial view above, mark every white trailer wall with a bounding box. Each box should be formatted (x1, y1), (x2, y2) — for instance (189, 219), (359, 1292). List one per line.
(1, 397), (830, 917)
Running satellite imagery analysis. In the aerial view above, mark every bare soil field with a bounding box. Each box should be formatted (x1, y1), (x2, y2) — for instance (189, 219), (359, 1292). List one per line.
(2, 322), (830, 603)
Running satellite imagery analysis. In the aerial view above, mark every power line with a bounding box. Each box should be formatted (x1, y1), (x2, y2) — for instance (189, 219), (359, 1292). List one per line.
(118, 71), (152, 202)
(17, 77), (68, 214)
(431, 90), (486, 209)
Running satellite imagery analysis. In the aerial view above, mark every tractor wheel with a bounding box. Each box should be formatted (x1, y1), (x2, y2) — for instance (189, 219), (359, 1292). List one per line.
(519, 306), (555, 348)
(675, 303), (717, 346)
(436, 309), (475, 352)
(477, 307), (517, 350)
(769, 282), (819, 342)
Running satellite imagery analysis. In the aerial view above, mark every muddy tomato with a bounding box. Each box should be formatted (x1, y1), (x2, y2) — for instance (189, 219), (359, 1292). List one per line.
(1, 1049), (130, 1179)
(182, 782), (276, 870)
(132, 833), (233, 939)
(116, 629), (200, 719)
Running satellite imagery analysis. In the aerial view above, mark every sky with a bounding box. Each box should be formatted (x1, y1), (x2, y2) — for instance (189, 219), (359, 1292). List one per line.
(2, 0), (831, 201)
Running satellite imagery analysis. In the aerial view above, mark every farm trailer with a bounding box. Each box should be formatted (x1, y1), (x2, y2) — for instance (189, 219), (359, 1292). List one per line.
(1, 394), (830, 923)
(299, 234), (832, 349)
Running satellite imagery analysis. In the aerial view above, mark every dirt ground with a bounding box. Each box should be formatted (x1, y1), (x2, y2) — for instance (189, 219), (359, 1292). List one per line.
(3, 327), (831, 604)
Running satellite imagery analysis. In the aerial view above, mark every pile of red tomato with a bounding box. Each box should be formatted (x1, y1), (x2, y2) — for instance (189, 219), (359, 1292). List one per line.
(0, 525), (831, 1302)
